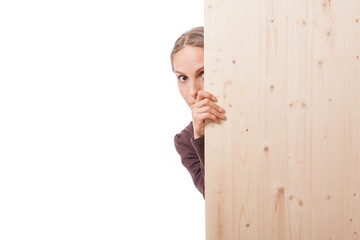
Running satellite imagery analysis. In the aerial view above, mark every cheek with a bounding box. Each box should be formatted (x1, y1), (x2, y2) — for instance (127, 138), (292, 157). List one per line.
(197, 79), (204, 91)
(200, 80), (204, 89)
(178, 84), (189, 100)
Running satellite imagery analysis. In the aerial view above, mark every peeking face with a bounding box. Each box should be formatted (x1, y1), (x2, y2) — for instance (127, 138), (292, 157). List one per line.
(172, 46), (204, 108)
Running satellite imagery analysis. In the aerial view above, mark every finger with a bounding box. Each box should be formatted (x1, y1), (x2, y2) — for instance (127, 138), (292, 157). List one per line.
(195, 112), (220, 124)
(196, 98), (225, 113)
(194, 105), (226, 120)
(196, 90), (217, 102)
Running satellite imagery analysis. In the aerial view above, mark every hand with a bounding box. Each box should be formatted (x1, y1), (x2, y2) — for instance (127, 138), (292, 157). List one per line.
(191, 90), (226, 139)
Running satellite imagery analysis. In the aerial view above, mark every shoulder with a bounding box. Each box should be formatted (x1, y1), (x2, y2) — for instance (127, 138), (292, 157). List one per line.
(174, 121), (194, 151)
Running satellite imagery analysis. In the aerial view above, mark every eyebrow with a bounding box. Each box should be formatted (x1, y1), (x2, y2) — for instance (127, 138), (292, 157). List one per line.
(196, 66), (204, 73)
(174, 66), (204, 75)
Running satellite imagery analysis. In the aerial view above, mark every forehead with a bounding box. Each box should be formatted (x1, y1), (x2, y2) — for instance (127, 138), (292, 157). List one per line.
(173, 46), (204, 73)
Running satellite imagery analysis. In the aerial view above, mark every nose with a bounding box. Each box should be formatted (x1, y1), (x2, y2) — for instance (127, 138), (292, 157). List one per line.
(190, 79), (201, 99)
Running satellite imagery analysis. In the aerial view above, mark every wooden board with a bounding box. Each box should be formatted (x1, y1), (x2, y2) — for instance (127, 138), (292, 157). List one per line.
(204, 0), (360, 239)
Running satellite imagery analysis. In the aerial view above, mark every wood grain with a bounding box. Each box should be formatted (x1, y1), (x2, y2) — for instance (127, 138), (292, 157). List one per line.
(204, 0), (360, 239)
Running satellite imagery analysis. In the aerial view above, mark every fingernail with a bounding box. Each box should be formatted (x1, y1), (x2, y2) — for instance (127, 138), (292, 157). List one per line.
(218, 107), (223, 112)
(212, 96), (217, 101)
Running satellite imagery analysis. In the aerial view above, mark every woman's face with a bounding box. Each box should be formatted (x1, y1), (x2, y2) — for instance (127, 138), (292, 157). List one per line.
(172, 46), (204, 108)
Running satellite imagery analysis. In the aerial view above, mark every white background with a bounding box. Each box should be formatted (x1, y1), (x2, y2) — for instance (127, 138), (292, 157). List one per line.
(0, 1), (204, 239)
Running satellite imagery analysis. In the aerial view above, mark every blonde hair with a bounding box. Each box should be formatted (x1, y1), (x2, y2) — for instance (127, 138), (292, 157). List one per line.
(170, 26), (204, 71)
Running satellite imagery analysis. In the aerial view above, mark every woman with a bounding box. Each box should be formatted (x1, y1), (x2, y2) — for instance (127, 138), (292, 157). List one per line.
(171, 26), (226, 199)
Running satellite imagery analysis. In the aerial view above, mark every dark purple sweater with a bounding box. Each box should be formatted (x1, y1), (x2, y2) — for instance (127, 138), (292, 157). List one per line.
(174, 122), (205, 198)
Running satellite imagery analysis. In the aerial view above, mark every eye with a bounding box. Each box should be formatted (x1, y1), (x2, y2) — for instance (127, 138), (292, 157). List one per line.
(178, 75), (188, 83)
(198, 71), (205, 80)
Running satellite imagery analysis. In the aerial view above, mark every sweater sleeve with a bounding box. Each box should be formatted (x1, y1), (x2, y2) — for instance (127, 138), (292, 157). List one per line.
(174, 126), (205, 198)
(190, 136), (205, 169)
